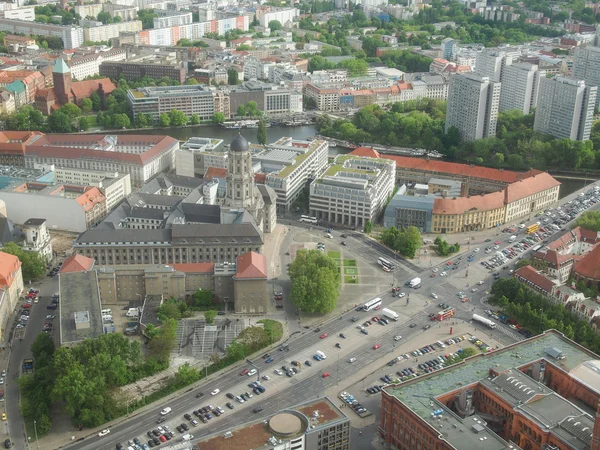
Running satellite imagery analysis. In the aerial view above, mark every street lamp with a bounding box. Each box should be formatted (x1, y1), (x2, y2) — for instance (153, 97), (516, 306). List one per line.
(33, 420), (39, 450)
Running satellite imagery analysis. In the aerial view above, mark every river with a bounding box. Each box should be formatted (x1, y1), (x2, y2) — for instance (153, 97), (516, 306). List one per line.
(119, 124), (595, 198)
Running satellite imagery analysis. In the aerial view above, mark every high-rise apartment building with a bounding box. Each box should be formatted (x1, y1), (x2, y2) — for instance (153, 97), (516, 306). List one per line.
(499, 62), (544, 114)
(445, 73), (501, 141)
(533, 76), (597, 141)
(573, 45), (600, 106)
(474, 49), (511, 82)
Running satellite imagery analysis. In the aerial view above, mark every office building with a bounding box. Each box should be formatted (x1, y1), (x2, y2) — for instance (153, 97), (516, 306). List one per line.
(441, 37), (457, 60)
(258, 137), (329, 213)
(0, 251), (23, 341)
(196, 396), (350, 450)
(534, 76), (597, 141)
(0, 18), (83, 49)
(256, 7), (299, 28)
(445, 73), (500, 141)
(380, 329), (600, 450)
(0, 132), (180, 187)
(474, 49), (511, 82)
(1, 6), (35, 22)
(68, 48), (126, 81)
(573, 45), (600, 106)
(384, 190), (434, 232)
(152, 9), (192, 28)
(83, 21), (142, 43)
(176, 137), (226, 178)
(309, 154), (395, 229)
(127, 85), (227, 124)
(229, 81), (302, 115)
(101, 3), (138, 21)
(499, 63), (544, 114)
(100, 54), (186, 84)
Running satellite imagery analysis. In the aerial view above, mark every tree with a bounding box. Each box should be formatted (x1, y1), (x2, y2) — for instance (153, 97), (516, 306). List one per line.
(515, 258), (532, 269)
(237, 105), (246, 117)
(169, 109), (188, 126)
(288, 249), (341, 314)
(80, 98), (93, 114)
(191, 289), (215, 308)
(211, 112), (225, 124)
(47, 110), (72, 132)
(159, 113), (170, 127)
(227, 68), (239, 85)
(363, 220), (372, 234)
(268, 20), (282, 31)
(31, 332), (55, 362)
(97, 11), (112, 24)
(245, 101), (260, 116)
(190, 114), (200, 125)
(257, 118), (267, 145)
(135, 112), (150, 128)
(78, 116), (90, 131)
(137, 9), (158, 29)
(90, 91), (102, 111)
(185, 78), (198, 85)
(60, 103), (82, 119)
(574, 210), (600, 232)
(111, 113), (130, 129)
(204, 310), (217, 324)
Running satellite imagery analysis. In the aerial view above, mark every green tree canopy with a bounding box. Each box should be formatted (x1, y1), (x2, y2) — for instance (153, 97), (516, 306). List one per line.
(1, 242), (46, 280)
(268, 19), (282, 31)
(47, 110), (73, 132)
(574, 210), (600, 232)
(159, 113), (170, 127)
(257, 118), (267, 145)
(169, 109), (188, 126)
(227, 68), (239, 85)
(288, 249), (341, 314)
(212, 112), (224, 124)
(204, 310), (217, 324)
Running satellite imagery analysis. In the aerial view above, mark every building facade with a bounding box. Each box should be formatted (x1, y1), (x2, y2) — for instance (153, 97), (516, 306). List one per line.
(310, 154), (395, 228)
(534, 76), (597, 141)
(21, 218), (52, 261)
(573, 45), (600, 106)
(83, 21), (143, 43)
(153, 10), (193, 28)
(0, 18), (83, 49)
(100, 57), (186, 84)
(445, 73), (501, 141)
(0, 251), (23, 341)
(499, 63), (544, 114)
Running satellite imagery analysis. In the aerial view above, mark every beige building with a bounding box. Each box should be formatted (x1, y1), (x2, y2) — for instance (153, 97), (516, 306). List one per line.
(504, 172), (561, 223)
(54, 169), (131, 212)
(233, 251), (268, 314)
(0, 251), (23, 341)
(431, 191), (507, 234)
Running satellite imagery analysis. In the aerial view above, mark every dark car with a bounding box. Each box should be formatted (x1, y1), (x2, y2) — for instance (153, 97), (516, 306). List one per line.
(226, 402), (235, 409)
(133, 438), (141, 446)
(409, 323), (417, 328)
(4, 441), (11, 449)
(195, 391), (204, 398)
(253, 406), (264, 413)
(116, 444), (123, 450)
(147, 431), (155, 438)
(148, 440), (155, 448)
(152, 429), (161, 436)
(152, 437), (160, 445)
(305, 360), (312, 367)
(226, 392), (235, 399)
(184, 413), (192, 421)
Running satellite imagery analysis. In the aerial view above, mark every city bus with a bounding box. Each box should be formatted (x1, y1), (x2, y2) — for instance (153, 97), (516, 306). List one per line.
(299, 215), (318, 224)
(377, 257), (394, 271)
(363, 297), (383, 312)
(526, 224), (539, 234)
(436, 307), (455, 322)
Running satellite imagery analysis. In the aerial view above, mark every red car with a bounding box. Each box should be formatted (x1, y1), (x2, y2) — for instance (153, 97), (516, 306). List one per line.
(159, 435), (167, 443)
(26, 293), (37, 299)
(322, 372), (330, 378)
(495, 241), (501, 245)
(320, 333), (328, 339)
(373, 344), (381, 350)
(374, 305), (381, 311)
(446, 261), (453, 266)
(23, 304), (31, 309)
(430, 273), (437, 277)
(240, 368), (250, 376)
(372, 316), (379, 322)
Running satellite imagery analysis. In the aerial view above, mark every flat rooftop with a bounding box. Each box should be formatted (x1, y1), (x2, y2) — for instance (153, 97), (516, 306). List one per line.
(196, 396), (347, 450)
(384, 330), (599, 450)
(59, 271), (103, 346)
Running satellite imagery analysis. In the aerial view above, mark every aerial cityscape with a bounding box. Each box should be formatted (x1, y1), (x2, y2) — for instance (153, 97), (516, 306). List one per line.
(0, 0), (600, 449)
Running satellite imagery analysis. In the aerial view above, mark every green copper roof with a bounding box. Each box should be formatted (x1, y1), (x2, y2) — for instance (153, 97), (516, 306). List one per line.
(53, 58), (70, 74)
(5, 80), (25, 94)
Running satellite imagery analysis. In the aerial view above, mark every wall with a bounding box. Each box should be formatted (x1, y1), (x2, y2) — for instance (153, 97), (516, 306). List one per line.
(0, 192), (86, 232)
(234, 278), (268, 314)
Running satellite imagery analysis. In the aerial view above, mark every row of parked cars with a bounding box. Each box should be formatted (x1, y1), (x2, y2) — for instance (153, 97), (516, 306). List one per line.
(339, 391), (368, 415)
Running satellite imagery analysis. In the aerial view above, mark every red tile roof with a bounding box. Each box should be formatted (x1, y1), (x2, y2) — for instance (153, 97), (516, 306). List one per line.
(432, 191), (505, 215)
(169, 263), (215, 273)
(514, 265), (556, 293)
(235, 251), (267, 279)
(76, 187), (105, 212)
(254, 173), (266, 184)
(70, 78), (115, 100)
(505, 172), (561, 203)
(0, 251), (20, 289)
(204, 167), (227, 180)
(574, 245), (600, 281)
(348, 147), (540, 184)
(60, 254), (95, 273)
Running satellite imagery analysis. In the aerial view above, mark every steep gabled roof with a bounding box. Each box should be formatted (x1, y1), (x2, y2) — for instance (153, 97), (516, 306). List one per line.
(235, 251), (267, 279)
(60, 254), (95, 273)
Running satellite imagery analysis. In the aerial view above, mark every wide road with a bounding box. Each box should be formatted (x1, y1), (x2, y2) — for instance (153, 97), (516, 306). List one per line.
(65, 181), (600, 450)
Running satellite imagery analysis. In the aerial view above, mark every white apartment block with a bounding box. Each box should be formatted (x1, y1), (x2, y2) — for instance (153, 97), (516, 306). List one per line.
(1, 7), (35, 21)
(153, 10), (193, 29)
(445, 73), (500, 141)
(475, 49), (511, 82)
(309, 154), (395, 229)
(258, 8), (298, 28)
(0, 19), (83, 49)
(499, 63), (544, 114)
(256, 138), (328, 212)
(102, 4), (139, 21)
(84, 20), (143, 43)
(573, 45), (600, 107)
(69, 49), (126, 81)
(533, 76), (597, 141)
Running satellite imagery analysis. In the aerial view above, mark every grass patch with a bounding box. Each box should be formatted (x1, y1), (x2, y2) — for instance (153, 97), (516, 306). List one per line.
(257, 319), (283, 343)
(343, 259), (356, 267)
(345, 276), (359, 284)
(344, 267), (358, 275)
(328, 251), (341, 259)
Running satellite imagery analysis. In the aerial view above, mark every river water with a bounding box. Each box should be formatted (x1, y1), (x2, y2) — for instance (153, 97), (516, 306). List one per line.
(119, 124), (593, 198)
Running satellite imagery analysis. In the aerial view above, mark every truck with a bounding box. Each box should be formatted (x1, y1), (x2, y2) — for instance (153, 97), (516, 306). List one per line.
(472, 314), (496, 329)
(22, 358), (34, 374)
(382, 308), (399, 321)
(409, 277), (421, 288)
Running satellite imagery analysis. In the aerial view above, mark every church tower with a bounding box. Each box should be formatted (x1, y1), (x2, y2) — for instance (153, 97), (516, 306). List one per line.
(52, 58), (72, 105)
(225, 134), (256, 209)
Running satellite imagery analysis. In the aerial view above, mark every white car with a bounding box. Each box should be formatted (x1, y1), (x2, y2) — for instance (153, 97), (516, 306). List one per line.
(348, 357), (357, 363)
(471, 288), (478, 293)
(431, 293), (438, 299)
(160, 407), (172, 415)
(394, 335), (402, 341)
(432, 268), (438, 273)
(262, 375), (270, 380)
(398, 292), (406, 298)
(473, 248), (480, 253)
(477, 281), (484, 285)
(274, 369), (283, 375)
(247, 369), (257, 377)
(440, 272), (447, 277)
(98, 429), (110, 437)
(211, 389), (220, 396)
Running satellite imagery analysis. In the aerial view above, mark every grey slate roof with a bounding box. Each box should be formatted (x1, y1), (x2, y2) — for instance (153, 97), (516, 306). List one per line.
(75, 228), (172, 244)
(0, 215), (21, 245)
(181, 203), (221, 224)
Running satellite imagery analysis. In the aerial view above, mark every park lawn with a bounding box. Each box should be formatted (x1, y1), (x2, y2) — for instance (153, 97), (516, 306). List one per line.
(328, 250), (341, 259)
(344, 267), (358, 275)
(345, 276), (359, 284)
(343, 259), (356, 267)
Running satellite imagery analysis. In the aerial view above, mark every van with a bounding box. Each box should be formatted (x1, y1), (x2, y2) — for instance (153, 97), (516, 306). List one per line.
(436, 340), (446, 349)
(181, 434), (193, 441)
(316, 350), (327, 360)
(126, 308), (139, 318)
(101, 309), (112, 315)
(102, 315), (113, 322)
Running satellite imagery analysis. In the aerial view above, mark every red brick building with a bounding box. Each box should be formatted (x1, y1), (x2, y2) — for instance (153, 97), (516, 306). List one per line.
(380, 330), (600, 450)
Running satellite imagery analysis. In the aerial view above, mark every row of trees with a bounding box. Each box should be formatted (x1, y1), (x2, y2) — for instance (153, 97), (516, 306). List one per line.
(573, 210), (600, 232)
(307, 55), (369, 76)
(491, 278), (600, 355)
(379, 226), (422, 258)
(432, 237), (461, 256)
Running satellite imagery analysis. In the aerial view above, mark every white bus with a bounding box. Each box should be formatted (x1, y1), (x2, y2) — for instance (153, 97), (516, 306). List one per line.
(363, 297), (382, 311)
(377, 257), (394, 271)
(299, 215), (318, 224)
